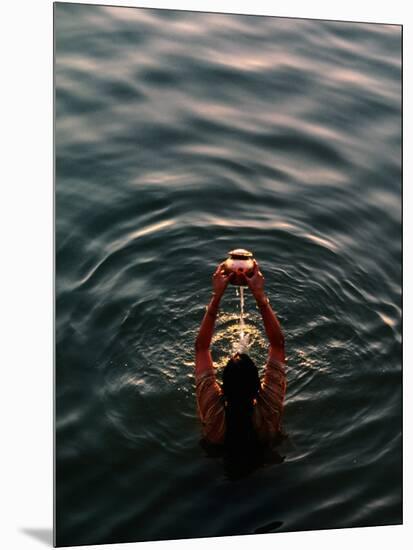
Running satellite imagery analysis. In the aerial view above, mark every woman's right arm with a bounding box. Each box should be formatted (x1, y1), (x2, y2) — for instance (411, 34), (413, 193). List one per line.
(247, 262), (286, 437)
(246, 262), (285, 363)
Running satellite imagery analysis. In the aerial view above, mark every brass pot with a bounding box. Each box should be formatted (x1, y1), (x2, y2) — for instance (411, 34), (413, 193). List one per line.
(223, 249), (254, 286)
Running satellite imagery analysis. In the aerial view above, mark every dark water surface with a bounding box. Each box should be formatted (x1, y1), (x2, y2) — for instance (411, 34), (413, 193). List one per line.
(55, 3), (402, 546)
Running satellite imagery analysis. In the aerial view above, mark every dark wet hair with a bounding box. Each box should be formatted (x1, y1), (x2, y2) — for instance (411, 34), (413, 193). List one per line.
(222, 353), (262, 478)
(222, 353), (260, 404)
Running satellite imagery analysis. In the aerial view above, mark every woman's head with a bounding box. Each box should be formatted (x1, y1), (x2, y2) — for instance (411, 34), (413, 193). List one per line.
(221, 353), (262, 479)
(222, 353), (260, 404)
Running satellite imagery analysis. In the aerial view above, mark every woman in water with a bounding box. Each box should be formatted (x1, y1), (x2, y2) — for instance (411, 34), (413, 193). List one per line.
(195, 260), (287, 476)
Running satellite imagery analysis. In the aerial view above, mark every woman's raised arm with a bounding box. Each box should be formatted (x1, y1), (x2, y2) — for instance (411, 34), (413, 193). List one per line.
(246, 261), (285, 363)
(195, 263), (233, 376)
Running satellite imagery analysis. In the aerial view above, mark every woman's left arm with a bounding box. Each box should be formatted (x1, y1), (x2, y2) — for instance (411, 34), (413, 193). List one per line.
(195, 263), (232, 377)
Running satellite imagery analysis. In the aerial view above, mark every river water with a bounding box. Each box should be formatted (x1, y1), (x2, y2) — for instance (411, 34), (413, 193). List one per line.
(55, 3), (402, 546)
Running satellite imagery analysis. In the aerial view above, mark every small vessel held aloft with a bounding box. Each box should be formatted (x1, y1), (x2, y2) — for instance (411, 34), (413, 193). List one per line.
(223, 249), (255, 286)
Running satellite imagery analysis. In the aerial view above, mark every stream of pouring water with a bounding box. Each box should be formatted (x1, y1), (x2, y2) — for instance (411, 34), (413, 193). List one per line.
(239, 286), (245, 339)
(234, 286), (250, 354)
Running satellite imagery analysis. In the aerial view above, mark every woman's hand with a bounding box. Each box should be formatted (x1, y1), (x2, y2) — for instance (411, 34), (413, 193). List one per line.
(212, 262), (232, 298)
(246, 260), (266, 302)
